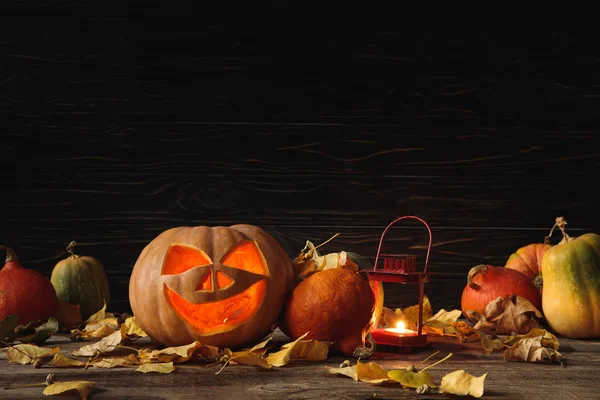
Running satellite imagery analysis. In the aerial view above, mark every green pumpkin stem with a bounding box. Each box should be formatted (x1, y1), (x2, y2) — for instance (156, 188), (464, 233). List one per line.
(467, 264), (488, 290)
(544, 217), (574, 245)
(66, 241), (81, 259)
(0, 245), (18, 262)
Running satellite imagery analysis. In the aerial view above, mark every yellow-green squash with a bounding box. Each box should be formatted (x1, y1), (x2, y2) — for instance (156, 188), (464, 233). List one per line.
(541, 218), (600, 339)
(51, 241), (110, 320)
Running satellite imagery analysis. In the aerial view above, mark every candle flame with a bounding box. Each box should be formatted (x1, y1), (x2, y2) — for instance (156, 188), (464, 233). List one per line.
(395, 321), (406, 332)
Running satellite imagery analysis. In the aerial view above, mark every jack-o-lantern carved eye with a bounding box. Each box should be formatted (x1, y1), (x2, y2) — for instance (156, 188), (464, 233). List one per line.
(162, 240), (270, 335)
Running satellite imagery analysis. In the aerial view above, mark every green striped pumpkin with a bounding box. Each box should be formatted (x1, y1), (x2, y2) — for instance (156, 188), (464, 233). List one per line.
(51, 241), (110, 320)
(542, 229), (600, 339)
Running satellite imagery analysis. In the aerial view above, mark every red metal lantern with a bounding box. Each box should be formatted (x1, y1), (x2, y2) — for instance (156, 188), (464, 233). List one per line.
(368, 216), (432, 350)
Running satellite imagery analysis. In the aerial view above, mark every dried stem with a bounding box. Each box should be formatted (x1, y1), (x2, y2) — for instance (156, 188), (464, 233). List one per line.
(419, 352), (453, 374)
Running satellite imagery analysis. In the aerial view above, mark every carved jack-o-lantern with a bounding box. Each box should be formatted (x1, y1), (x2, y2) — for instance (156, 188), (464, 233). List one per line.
(129, 224), (294, 349)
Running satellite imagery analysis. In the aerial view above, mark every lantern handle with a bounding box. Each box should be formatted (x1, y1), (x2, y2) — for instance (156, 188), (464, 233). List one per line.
(373, 216), (432, 274)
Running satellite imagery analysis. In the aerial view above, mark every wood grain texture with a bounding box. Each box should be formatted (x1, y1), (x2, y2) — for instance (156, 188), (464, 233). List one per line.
(1, 14), (599, 313)
(1, 330), (599, 399)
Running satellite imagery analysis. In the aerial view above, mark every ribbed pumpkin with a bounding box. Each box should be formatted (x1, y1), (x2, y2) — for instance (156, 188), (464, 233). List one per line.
(281, 268), (376, 358)
(461, 264), (542, 319)
(51, 241), (110, 320)
(129, 224), (294, 349)
(541, 217), (600, 339)
(505, 243), (551, 291)
(0, 245), (59, 326)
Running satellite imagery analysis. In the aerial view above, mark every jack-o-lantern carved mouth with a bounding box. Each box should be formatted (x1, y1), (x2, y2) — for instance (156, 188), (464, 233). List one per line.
(161, 240), (270, 335)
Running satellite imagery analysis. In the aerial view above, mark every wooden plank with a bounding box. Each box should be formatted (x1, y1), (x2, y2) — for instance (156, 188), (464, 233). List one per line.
(0, 330), (598, 399)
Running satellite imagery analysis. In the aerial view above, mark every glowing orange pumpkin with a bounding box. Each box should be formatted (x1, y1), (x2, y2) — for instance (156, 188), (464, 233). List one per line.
(129, 224), (294, 349)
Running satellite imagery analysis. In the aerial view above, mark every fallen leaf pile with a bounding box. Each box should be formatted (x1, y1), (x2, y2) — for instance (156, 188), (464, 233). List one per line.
(325, 352), (488, 398)
(0, 308), (332, 399)
(377, 294), (563, 366)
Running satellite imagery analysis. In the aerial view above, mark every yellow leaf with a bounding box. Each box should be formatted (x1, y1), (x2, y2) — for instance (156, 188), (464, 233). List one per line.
(289, 340), (332, 361)
(122, 316), (148, 338)
(81, 321), (119, 339)
(72, 330), (123, 357)
(388, 369), (437, 388)
(426, 309), (462, 325)
(48, 353), (87, 367)
(140, 341), (210, 363)
(83, 303), (107, 324)
(324, 365), (358, 381)
(265, 332), (309, 367)
(228, 350), (272, 369)
(356, 360), (396, 384)
(92, 354), (141, 368)
(6, 344), (59, 364)
(439, 369), (487, 398)
(246, 331), (274, 352)
(476, 331), (506, 354)
(43, 381), (95, 400)
(136, 362), (175, 373)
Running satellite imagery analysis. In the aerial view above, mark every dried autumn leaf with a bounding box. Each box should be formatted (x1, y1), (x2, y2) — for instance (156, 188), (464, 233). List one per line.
(476, 331), (506, 353)
(6, 344), (59, 364)
(495, 296), (542, 335)
(247, 331), (274, 352)
(136, 362), (175, 373)
(0, 315), (20, 342)
(226, 349), (272, 369)
(265, 332), (309, 367)
(324, 364), (359, 381)
(140, 341), (216, 364)
(83, 303), (107, 324)
(43, 381), (95, 400)
(503, 335), (563, 364)
(427, 309), (462, 325)
(80, 321), (119, 339)
(439, 369), (487, 398)
(356, 360), (396, 384)
(473, 295), (542, 335)
(92, 354), (141, 368)
(387, 369), (437, 389)
(48, 353), (87, 367)
(289, 340), (332, 361)
(18, 317), (59, 345)
(121, 316), (148, 338)
(71, 330), (123, 357)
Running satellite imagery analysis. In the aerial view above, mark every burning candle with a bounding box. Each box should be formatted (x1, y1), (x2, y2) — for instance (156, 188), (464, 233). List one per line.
(384, 321), (417, 336)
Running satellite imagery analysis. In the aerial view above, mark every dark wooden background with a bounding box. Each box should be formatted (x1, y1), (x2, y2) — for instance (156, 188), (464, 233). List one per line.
(1, 13), (599, 315)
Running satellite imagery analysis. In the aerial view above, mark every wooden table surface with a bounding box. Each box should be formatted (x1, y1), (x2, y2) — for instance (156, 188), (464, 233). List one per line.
(1, 329), (599, 400)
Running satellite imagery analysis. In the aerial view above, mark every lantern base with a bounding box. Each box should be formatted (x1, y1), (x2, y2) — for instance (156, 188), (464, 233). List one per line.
(370, 328), (429, 349)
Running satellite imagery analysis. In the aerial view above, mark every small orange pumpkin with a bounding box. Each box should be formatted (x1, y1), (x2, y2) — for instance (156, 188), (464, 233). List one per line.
(505, 243), (551, 290)
(281, 268), (376, 358)
(129, 224), (294, 349)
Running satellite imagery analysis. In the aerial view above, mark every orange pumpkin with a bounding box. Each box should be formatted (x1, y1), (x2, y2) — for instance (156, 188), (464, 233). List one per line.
(129, 224), (294, 349)
(281, 268), (376, 358)
(0, 246), (59, 326)
(505, 243), (551, 290)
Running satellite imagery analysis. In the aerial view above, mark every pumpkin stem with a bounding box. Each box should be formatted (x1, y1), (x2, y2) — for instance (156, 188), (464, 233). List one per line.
(544, 217), (574, 245)
(467, 264), (488, 290)
(352, 332), (376, 359)
(0, 245), (18, 262)
(66, 241), (80, 259)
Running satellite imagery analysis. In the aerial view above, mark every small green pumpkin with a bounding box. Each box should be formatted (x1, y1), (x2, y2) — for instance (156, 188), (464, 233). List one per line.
(51, 241), (110, 320)
(541, 217), (600, 339)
